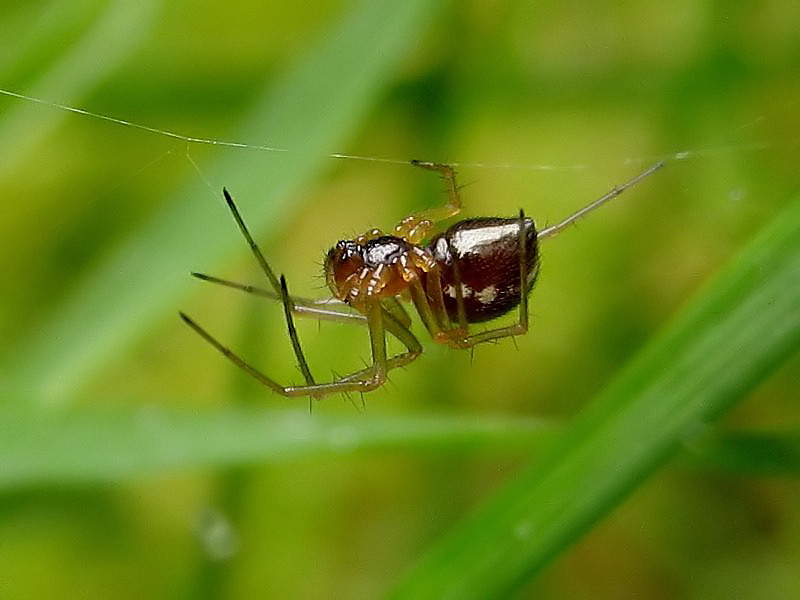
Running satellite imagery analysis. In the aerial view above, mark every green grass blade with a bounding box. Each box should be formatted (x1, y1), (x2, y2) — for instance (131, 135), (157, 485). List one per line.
(684, 430), (800, 476)
(0, 408), (558, 490)
(3, 0), (444, 407)
(390, 189), (800, 599)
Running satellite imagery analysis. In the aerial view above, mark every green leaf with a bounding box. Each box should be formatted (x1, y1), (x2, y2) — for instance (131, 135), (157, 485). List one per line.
(390, 189), (800, 599)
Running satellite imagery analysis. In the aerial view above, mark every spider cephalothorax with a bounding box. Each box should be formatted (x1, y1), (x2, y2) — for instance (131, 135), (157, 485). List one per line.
(324, 231), (437, 309)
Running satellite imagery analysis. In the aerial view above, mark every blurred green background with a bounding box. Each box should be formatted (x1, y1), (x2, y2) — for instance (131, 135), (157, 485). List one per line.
(1, 0), (799, 598)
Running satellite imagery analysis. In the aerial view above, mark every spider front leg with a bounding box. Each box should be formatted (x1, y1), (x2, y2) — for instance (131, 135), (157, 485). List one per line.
(393, 160), (462, 243)
(182, 187), (423, 399)
(220, 188), (318, 393)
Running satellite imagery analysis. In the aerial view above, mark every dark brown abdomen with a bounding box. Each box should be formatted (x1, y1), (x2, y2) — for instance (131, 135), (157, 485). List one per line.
(426, 216), (539, 323)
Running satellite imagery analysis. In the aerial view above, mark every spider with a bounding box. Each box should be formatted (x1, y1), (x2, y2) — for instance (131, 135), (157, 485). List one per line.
(180, 160), (664, 399)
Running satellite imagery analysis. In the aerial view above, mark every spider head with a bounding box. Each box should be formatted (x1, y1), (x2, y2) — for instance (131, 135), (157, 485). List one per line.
(324, 234), (436, 310)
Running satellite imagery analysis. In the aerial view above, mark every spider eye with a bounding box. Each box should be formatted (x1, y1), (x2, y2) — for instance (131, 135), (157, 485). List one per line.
(331, 240), (358, 259)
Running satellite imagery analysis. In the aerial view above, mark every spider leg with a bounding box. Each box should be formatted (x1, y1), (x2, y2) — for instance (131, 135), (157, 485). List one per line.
(381, 296), (413, 329)
(447, 251), (469, 331)
(197, 187), (369, 326)
(222, 187), (281, 291)
(190, 272), (367, 324)
(405, 272), (453, 342)
(183, 187), (427, 399)
(180, 311), (301, 396)
(279, 274), (317, 389)
(181, 297), (420, 398)
(334, 304), (422, 384)
(538, 161), (665, 240)
(394, 161), (462, 243)
(179, 309), (376, 397)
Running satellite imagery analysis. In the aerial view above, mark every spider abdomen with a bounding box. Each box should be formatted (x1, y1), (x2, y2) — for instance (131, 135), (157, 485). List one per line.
(427, 217), (539, 323)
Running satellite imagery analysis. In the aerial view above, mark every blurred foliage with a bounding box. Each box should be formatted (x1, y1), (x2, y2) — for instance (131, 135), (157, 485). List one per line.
(1, 0), (799, 599)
